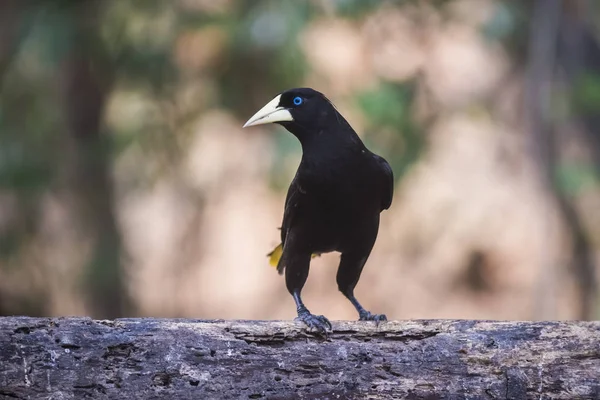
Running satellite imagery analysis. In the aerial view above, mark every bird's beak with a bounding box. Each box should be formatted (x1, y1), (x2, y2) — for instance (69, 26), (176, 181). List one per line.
(243, 94), (293, 128)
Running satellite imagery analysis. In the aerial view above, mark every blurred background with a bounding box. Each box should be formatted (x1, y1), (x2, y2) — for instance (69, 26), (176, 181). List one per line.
(0, 0), (599, 322)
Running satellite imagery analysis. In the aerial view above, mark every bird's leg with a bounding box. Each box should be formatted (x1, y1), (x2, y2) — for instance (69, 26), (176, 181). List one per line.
(344, 290), (387, 324)
(337, 252), (387, 325)
(292, 290), (332, 332)
(284, 250), (332, 333)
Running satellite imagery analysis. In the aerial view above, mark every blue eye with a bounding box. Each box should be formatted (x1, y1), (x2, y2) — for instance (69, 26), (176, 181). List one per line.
(293, 96), (303, 106)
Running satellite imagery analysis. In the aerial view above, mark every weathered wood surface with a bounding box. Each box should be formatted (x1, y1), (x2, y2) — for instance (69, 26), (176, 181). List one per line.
(0, 317), (599, 399)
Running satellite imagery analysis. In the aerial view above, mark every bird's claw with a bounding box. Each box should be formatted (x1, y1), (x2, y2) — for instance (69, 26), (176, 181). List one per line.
(359, 311), (387, 326)
(295, 312), (332, 333)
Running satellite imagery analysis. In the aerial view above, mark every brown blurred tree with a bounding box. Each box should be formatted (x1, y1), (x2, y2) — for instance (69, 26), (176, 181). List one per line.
(58, 0), (131, 318)
(528, 0), (598, 320)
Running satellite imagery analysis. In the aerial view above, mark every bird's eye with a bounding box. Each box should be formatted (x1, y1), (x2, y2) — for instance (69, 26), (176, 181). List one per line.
(293, 96), (303, 106)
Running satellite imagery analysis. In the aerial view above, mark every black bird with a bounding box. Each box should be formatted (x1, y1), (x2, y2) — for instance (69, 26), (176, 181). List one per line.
(243, 88), (393, 332)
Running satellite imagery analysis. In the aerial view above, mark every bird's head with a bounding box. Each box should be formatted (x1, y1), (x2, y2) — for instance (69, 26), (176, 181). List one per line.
(243, 88), (349, 141)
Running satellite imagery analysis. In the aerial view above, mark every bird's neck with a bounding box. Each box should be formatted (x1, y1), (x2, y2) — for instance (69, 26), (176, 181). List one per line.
(301, 131), (366, 169)
(301, 134), (362, 159)
(281, 118), (365, 159)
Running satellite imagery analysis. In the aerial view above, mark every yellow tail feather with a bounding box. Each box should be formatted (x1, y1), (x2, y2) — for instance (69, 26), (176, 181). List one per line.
(267, 243), (320, 268)
(267, 244), (283, 268)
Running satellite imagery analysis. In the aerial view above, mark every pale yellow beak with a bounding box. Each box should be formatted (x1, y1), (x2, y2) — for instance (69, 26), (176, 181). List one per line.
(243, 94), (293, 128)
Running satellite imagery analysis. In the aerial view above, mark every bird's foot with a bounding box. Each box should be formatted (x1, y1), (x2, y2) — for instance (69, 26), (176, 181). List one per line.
(295, 311), (332, 333)
(359, 311), (387, 326)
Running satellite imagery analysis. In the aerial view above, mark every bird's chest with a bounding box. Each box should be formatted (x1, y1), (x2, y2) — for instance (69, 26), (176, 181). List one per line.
(290, 173), (378, 253)
(295, 167), (376, 219)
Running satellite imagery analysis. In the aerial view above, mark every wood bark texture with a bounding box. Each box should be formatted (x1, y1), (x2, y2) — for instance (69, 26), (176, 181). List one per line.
(0, 317), (599, 399)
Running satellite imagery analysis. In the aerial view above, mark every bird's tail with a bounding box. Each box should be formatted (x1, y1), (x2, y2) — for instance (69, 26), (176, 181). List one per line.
(267, 243), (321, 275)
(267, 244), (283, 269)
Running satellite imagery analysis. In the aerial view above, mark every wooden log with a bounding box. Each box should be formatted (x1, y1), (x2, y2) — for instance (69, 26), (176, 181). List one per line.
(0, 317), (599, 399)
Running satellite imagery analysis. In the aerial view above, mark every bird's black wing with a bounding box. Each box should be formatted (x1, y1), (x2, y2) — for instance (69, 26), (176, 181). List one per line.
(374, 154), (394, 211)
(274, 177), (305, 274)
(281, 175), (304, 243)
